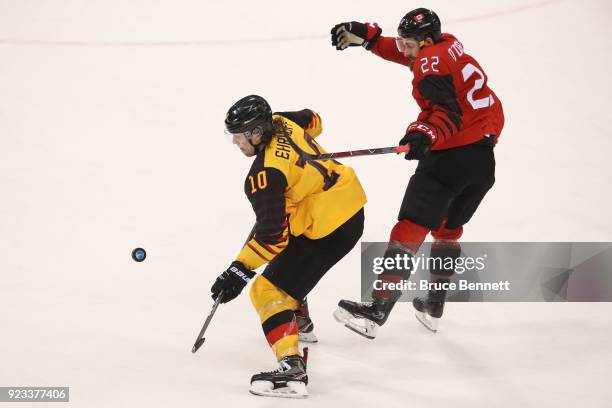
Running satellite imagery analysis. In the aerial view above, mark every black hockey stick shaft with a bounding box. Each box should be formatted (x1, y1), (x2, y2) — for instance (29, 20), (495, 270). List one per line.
(191, 290), (224, 353)
(243, 223), (256, 246)
(303, 145), (410, 161)
(191, 226), (256, 353)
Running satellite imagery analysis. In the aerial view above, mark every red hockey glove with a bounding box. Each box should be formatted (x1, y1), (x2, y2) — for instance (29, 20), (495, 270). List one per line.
(399, 121), (438, 160)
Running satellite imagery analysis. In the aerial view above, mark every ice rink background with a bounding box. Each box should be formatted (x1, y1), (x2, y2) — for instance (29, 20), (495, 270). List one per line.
(1, 0), (611, 406)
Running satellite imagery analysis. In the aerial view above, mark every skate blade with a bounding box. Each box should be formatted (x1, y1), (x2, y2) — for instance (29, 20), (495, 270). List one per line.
(250, 380), (308, 399)
(415, 311), (439, 333)
(333, 308), (378, 340)
(299, 331), (318, 343)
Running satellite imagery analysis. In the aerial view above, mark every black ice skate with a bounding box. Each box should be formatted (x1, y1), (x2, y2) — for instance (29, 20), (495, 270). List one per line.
(249, 352), (308, 399)
(413, 297), (444, 332)
(296, 299), (318, 343)
(333, 299), (395, 339)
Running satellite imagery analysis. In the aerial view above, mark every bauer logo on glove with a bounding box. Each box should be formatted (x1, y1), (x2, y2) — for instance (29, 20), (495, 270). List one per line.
(229, 266), (254, 284)
(210, 261), (256, 303)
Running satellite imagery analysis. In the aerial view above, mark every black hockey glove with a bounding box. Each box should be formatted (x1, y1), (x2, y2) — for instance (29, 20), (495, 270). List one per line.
(210, 261), (256, 304)
(331, 21), (382, 50)
(399, 121), (438, 160)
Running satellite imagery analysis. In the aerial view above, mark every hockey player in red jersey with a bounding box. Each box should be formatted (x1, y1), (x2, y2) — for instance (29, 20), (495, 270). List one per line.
(330, 8), (504, 337)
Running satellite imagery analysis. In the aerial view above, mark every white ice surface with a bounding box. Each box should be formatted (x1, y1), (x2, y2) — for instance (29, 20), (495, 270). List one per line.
(1, 0), (611, 407)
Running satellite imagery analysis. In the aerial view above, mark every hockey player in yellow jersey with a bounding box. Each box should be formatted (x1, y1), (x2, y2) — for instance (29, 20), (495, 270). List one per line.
(210, 95), (366, 398)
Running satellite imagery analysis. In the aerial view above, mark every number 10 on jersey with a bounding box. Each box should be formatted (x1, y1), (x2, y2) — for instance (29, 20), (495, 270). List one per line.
(249, 170), (268, 193)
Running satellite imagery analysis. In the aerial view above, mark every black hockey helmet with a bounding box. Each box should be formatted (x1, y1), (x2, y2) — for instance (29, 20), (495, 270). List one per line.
(225, 95), (273, 135)
(398, 8), (442, 43)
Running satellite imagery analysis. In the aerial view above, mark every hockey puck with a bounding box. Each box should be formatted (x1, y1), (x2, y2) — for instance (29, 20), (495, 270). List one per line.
(131, 248), (147, 262)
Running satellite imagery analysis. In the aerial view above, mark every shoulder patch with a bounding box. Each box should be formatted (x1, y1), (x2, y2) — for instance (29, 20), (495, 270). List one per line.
(276, 110), (314, 129)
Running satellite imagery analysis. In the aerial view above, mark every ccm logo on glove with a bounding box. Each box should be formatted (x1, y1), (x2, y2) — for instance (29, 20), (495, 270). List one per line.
(399, 121), (439, 160)
(406, 122), (437, 145)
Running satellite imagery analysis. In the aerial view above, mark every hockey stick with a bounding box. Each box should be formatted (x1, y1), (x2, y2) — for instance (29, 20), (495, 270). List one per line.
(192, 227), (256, 353)
(244, 223), (256, 245)
(191, 290), (224, 353)
(303, 145), (410, 161)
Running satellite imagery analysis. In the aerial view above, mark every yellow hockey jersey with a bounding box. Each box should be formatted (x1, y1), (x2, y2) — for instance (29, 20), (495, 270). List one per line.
(236, 110), (367, 270)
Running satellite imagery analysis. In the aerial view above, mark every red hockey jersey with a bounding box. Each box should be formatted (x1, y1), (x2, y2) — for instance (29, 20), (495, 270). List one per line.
(371, 33), (504, 150)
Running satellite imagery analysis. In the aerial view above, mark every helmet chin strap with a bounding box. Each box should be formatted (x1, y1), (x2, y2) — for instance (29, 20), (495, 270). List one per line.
(246, 126), (265, 150)
(415, 35), (429, 48)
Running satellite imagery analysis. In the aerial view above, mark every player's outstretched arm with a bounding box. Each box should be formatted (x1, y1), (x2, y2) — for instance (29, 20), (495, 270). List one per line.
(210, 169), (289, 304)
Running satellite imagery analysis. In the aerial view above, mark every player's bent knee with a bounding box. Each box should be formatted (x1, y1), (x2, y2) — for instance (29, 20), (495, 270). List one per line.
(250, 275), (300, 321)
(250, 275), (274, 309)
(389, 219), (430, 253)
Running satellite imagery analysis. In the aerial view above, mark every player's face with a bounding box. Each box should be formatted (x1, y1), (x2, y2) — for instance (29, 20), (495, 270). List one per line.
(232, 132), (255, 156)
(396, 37), (421, 66)
(231, 130), (263, 157)
(396, 37), (420, 57)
